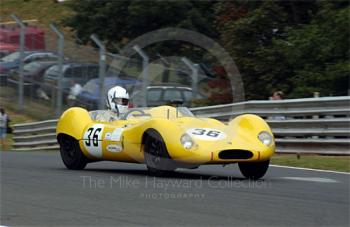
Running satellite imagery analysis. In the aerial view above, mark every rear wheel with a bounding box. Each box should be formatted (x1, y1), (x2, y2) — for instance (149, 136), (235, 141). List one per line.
(58, 135), (88, 170)
(144, 130), (176, 176)
(238, 160), (270, 180)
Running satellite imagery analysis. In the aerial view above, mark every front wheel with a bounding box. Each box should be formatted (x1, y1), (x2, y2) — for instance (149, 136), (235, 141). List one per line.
(144, 130), (176, 176)
(58, 134), (88, 170)
(238, 160), (270, 180)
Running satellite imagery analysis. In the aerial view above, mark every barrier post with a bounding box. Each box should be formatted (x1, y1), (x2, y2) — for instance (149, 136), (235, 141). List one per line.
(133, 45), (149, 107)
(181, 57), (199, 99)
(10, 14), (25, 111)
(90, 34), (106, 110)
(50, 23), (64, 116)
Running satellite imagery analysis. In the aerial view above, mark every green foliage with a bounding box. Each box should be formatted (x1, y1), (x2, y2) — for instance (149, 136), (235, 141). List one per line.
(279, 3), (350, 97)
(216, 0), (349, 99)
(63, 0), (349, 100)
(216, 1), (292, 99)
(63, 1), (217, 48)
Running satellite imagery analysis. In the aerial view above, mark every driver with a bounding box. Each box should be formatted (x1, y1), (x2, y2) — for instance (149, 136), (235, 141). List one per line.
(95, 86), (129, 122)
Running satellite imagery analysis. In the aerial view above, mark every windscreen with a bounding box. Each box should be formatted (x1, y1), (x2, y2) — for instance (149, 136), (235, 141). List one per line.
(121, 106), (194, 120)
(1, 51), (20, 62)
(23, 62), (42, 73)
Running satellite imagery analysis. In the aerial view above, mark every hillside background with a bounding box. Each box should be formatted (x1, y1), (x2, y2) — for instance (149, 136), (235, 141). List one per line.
(1, 0), (349, 100)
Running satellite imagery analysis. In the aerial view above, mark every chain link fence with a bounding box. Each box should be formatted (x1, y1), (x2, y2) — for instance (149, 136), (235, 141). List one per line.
(0, 15), (235, 120)
(0, 18), (140, 119)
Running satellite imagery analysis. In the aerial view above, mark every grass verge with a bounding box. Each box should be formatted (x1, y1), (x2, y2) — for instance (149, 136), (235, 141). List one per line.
(271, 154), (350, 173)
(0, 86), (59, 120)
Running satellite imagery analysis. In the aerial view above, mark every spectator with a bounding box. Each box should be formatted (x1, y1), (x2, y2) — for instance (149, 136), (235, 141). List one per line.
(36, 87), (50, 100)
(269, 90), (286, 120)
(67, 80), (82, 106)
(0, 108), (8, 150)
(270, 91), (284, 100)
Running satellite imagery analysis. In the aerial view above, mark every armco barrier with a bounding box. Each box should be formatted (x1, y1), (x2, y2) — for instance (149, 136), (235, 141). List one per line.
(12, 96), (350, 155)
(190, 96), (350, 120)
(12, 119), (59, 151)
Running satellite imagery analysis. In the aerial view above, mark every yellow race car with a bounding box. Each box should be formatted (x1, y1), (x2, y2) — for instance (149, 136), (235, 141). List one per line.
(56, 105), (275, 179)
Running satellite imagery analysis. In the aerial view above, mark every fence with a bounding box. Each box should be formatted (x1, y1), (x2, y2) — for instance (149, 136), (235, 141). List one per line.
(1, 14), (235, 122)
(0, 16), (211, 120)
(12, 96), (350, 155)
(0, 17), (146, 120)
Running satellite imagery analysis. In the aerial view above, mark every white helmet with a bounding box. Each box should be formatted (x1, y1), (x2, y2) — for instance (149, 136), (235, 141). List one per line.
(106, 86), (129, 115)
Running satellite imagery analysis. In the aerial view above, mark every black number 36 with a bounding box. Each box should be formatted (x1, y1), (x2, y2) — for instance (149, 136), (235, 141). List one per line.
(192, 129), (220, 137)
(85, 127), (102, 147)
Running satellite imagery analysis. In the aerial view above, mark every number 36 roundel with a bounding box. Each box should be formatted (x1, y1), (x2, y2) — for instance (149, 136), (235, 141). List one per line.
(83, 124), (104, 158)
(186, 128), (226, 141)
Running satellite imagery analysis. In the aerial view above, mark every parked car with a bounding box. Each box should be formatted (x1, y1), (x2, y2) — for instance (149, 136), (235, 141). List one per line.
(41, 62), (99, 98)
(76, 76), (140, 110)
(0, 51), (58, 82)
(7, 61), (59, 95)
(0, 43), (19, 58)
(130, 84), (205, 107)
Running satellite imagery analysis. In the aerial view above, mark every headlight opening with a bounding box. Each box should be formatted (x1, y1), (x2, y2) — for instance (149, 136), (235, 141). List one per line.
(180, 133), (196, 150)
(258, 131), (273, 146)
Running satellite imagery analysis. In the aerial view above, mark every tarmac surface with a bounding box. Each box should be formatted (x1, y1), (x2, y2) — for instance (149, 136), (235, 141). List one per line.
(1, 151), (349, 226)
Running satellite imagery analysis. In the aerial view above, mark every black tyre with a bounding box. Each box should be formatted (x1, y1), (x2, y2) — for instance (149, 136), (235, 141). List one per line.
(238, 160), (270, 180)
(58, 134), (88, 170)
(144, 130), (176, 176)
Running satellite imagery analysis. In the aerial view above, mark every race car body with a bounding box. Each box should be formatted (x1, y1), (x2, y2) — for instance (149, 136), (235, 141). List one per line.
(56, 106), (275, 179)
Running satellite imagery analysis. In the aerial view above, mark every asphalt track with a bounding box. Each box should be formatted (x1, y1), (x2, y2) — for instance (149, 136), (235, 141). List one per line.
(1, 151), (349, 227)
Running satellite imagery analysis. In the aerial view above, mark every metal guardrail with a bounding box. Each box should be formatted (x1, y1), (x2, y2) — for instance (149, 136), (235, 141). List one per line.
(12, 119), (59, 151)
(191, 96), (350, 120)
(12, 96), (350, 155)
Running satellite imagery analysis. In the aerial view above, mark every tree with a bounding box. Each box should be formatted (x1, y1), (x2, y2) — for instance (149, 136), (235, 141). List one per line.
(277, 2), (349, 97)
(215, 0), (348, 99)
(215, 1), (293, 99)
(62, 0), (218, 53)
(64, 0), (349, 100)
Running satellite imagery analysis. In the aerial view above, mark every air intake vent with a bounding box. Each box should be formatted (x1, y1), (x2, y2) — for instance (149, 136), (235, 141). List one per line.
(218, 149), (253, 159)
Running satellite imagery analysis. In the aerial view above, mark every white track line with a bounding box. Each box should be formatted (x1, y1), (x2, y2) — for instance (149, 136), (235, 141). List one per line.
(279, 177), (339, 183)
(270, 165), (350, 175)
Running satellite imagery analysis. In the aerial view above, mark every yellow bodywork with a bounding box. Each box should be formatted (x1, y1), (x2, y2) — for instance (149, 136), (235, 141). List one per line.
(56, 106), (275, 166)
